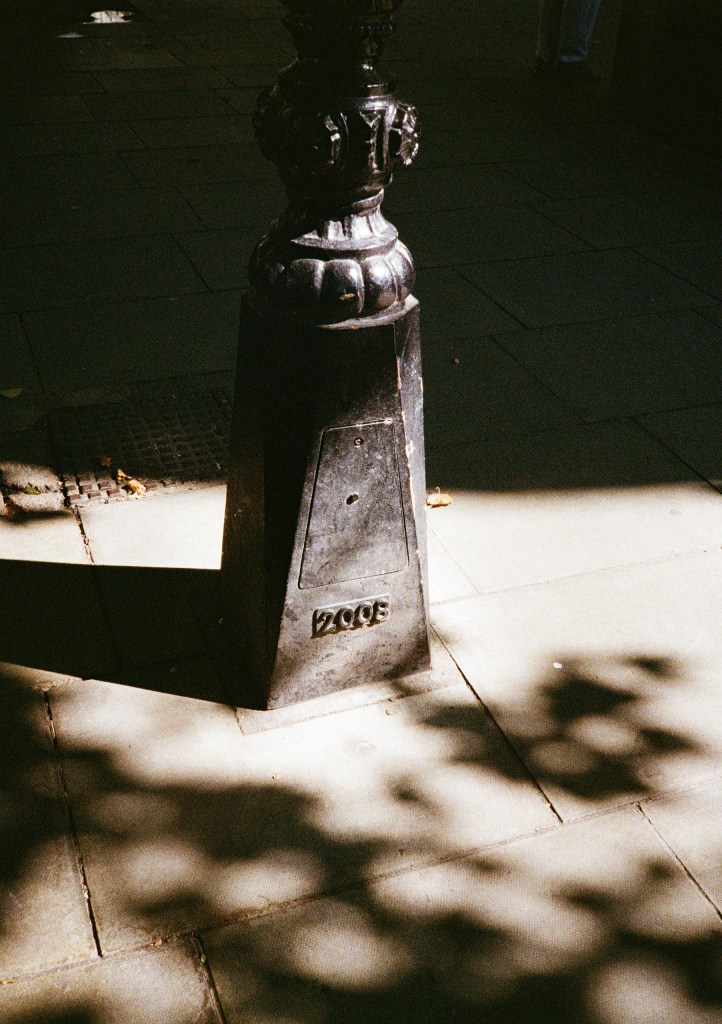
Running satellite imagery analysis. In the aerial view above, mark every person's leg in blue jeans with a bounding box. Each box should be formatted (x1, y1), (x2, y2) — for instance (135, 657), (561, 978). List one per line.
(536, 0), (603, 74)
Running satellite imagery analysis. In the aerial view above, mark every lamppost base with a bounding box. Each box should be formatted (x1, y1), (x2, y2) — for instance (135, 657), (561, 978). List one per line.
(222, 294), (431, 710)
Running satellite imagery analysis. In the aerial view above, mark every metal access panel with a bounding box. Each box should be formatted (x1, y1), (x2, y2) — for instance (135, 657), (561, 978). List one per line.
(299, 420), (408, 589)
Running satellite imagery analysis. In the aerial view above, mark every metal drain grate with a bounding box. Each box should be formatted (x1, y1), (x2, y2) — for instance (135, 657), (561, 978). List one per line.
(51, 374), (233, 506)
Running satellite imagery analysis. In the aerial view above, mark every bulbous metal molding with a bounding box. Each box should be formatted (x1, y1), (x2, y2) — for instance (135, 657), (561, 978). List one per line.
(249, 0), (418, 323)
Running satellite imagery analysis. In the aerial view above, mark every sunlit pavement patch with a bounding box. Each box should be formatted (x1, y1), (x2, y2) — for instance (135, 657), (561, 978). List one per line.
(88, 11), (133, 23)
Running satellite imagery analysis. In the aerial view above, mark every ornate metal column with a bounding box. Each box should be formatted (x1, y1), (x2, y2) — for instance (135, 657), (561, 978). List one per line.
(221, 0), (430, 709)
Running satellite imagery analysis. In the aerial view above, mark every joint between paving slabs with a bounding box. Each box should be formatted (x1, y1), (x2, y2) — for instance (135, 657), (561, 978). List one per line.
(635, 801), (722, 923)
(43, 691), (103, 957)
(194, 935), (229, 1024)
(435, 632), (565, 824)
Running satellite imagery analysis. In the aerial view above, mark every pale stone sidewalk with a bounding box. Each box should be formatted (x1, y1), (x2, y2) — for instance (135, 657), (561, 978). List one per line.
(1, 0), (721, 1021)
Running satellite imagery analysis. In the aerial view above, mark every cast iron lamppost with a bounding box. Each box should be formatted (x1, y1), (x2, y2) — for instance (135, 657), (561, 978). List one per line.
(222, 0), (430, 709)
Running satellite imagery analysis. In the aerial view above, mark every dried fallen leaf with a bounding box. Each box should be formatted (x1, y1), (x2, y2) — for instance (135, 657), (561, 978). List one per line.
(426, 486), (453, 508)
(116, 468), (129, 481)
(126, 478), (146, 496)
(0, 389), (23, 400)
(152, 937), (163, 947)
(98, 455), (112, 468)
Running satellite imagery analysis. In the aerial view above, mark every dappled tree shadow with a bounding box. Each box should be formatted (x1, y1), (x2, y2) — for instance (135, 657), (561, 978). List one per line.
(1, 647), (720, 1022)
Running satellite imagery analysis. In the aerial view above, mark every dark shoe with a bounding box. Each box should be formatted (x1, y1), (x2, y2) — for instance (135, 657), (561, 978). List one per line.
(533, 58), (556, 77)
(556, 60), (602, 81)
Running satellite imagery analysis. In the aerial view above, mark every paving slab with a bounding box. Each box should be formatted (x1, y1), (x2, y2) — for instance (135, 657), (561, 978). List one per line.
(459, 250), (717, 330)
(0, 560), (119, 680)
(179, 179), (284, 230)
(423, 334), (579, 448)
(121, 143), (262, 187)
(639, 238), (722, 302)
(0, 316), (38, 392)
(24, 291), (238, 391)
(642, 777), (722, 913)
(494, 310), (722, 421)
(0, 235), (205, 314)
(0, 120), (142, 158)
(80, 484), (226, 568)
(2, 187), (204, 247)
(129, 115), (252, 149)
(51, 679), (554, 949)
(640, 404), (722, 493)
(385, 164), (546, 215)
(85, 87), (233, 120)
(431, 550), (722, 818)
(175, 227), (264, 290)
(0, 151), (139, 196)
(414, 266), (520, 339)
(394, 203), (589, 269)
(0, 94), (93, 124)
(96, 565), (217, 669)
(204, 807), (722, 1024)
(426, 420), (721, 594)
(0, 940), (218, 1023)
(93, 66), (232, 91)
(0, 672), (95, 979)
(532, 190), (722, 248)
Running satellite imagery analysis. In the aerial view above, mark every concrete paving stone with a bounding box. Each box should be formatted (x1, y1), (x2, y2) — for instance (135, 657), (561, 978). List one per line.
(640, 404), (722, 493)
(394, 204), (590, 270)
(704, 304), (722, 327)
(0, 316), (38, 391)
(79, 484), (226, 569)
(427, 530), (478, 605)
(129, 115), (252, 149)
(426, 420), (721, 596)
(494, 310), (722, 420)
(0, 120), (142, 157)
(0, 70), (102, 95)
(216, 64), (285, 87)
(51, 679), (553, 949)
(174, 228), (263, 290)
(0, 508), (89, 564)
(414, 266), (519, 339)
(422, 124), (589, 165)
(93, 66), (232, 90)
(85, 87), (233, 120)
(235, 633), (463, 735)
(385, 164), (546, 215)
(0, 661), (79, 697)
(2, 186), (205, 247)
(121, 144), (257, 186)
(0, 684), (96, 979)
(500, 152), (690, 201)
(423, 335), (579, 448)
(0, 559), (119, 679)
(458, 250), (717, 329)
(167, 40), (293, 67)
(24, 291), (239, 391)
(180, 180), (284, 230)
(0, 235), (206, 314)
(95, 564), (217, 668)
(0, 940), (218, 1023)
(219, 87), (264, 116)
(642, 777), (722, 912)
(0, 94), (93, 124)
(0, 152), (139, 196)
(59, 45), (184, 71)
(129, 655), (229, 704)
(639, 238), (722, 301)
(532, 190), (722, 248)
(431, 550), (722, 818)
(204, 807), (722, 1024)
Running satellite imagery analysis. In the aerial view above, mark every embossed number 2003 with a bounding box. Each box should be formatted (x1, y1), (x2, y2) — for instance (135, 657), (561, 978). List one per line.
(313, 598), (390, 638)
